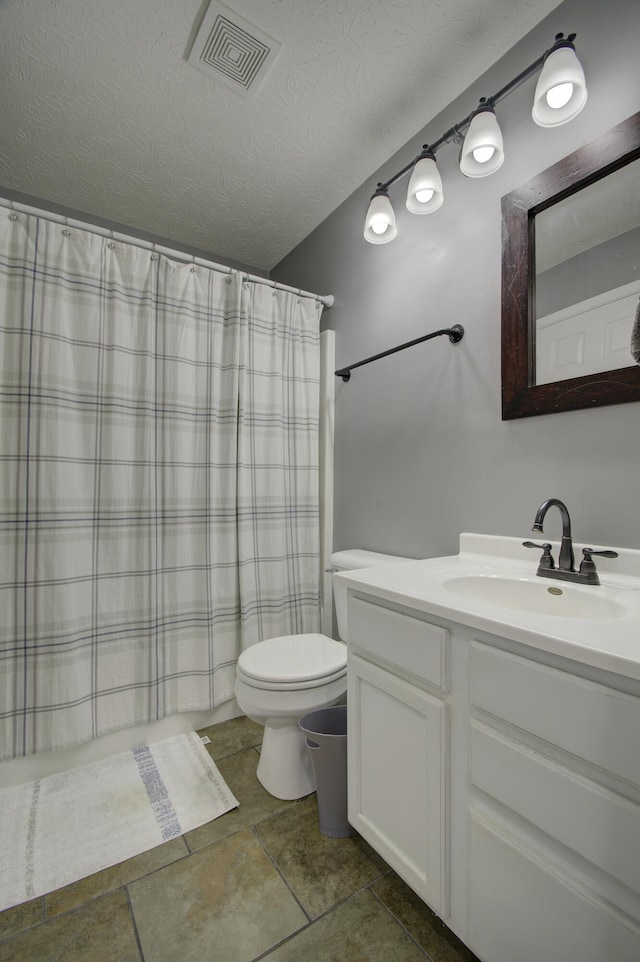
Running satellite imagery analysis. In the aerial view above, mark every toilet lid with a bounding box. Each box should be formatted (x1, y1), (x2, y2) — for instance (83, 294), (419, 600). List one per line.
(237, 633), (346, 684)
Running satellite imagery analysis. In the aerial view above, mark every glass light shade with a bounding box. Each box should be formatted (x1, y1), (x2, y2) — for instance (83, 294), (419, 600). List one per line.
(406, 155), (444, 214)
(532, 45), (587, 127)
(364, 191), (397, 244)
(459, 107), (504, 178)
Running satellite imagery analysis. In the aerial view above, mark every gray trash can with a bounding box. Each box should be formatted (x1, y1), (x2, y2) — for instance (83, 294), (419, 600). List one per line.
(299, 705), (356, 838)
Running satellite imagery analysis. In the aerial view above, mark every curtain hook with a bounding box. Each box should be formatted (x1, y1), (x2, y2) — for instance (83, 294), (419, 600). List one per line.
(108, 229), (115, 250)
(190, 253), (197, 273)
(62, 214), (70, 237)
(8, 199), (18, 222)
(151, 242), (158, 261)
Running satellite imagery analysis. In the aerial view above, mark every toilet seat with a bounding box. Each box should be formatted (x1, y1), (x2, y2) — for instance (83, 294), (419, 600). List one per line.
(236, 633), (347, 691)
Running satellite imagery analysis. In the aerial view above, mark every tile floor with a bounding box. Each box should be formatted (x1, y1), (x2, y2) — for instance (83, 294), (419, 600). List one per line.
(0, 716), (481, 962)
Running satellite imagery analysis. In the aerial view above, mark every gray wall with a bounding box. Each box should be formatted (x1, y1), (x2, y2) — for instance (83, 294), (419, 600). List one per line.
(273, 0), (640, 557)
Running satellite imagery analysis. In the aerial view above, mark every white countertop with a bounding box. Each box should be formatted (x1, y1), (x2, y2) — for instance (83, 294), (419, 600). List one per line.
(335, 534), (640, 681)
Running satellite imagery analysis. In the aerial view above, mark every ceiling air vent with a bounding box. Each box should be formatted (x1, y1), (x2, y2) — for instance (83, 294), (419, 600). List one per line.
(187, 0), (282, 97)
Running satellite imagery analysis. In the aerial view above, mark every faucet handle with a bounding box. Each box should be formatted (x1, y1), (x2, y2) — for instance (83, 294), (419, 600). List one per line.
(578, 548), (619, 585)
(522, 541), (555, 569)
(581, 548), (619, 562)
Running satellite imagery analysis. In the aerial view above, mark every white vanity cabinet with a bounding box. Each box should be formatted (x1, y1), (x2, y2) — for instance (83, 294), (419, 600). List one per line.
(344, 584), (640, 962)
(346, 594), (450, 917)
(467, 639), (640, 962)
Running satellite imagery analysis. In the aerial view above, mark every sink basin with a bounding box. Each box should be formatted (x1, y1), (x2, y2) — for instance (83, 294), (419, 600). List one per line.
(441, 574), (629, 620)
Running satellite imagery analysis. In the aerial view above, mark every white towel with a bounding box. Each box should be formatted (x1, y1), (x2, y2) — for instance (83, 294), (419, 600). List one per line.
(632, 296), (640, 364)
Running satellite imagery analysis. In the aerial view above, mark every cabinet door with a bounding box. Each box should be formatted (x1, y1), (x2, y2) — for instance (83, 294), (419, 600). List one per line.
(347, 653), (448, 916)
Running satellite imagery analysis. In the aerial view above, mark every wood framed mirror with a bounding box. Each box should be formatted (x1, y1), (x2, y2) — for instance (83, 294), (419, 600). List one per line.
(501, 111), (640, 419)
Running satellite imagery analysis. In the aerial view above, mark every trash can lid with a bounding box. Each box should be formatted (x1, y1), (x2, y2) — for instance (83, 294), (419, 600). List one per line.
(238, 633), (346, 684)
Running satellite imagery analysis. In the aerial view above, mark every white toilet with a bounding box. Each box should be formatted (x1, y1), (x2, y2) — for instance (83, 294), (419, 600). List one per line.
(234, 548), (410, 799)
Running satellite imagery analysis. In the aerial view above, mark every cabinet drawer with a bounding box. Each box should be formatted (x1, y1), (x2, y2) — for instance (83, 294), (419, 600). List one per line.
(348, 596), (449, 690)
(470, 721), (640, 893)
(468, 812), (640, 962)
(469, 641), (640, 786)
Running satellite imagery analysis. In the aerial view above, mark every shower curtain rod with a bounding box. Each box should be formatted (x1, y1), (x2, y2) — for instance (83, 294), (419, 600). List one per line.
(0, 197), (334, 309)
(335, 324), (464, 381)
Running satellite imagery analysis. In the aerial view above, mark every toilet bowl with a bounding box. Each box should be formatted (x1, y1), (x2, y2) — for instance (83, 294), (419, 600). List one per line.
(234, 549), (411, 800)
(235, 633), (348, 799)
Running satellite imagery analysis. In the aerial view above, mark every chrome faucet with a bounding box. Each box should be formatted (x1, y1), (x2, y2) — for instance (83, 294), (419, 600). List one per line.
(523, 498), (618, 586)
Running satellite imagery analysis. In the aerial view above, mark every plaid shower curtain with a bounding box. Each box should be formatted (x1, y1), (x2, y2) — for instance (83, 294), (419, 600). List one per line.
(0, 212), (321, 760)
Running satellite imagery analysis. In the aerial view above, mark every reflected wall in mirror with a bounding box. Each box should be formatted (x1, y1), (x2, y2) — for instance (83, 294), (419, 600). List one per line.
(502, 111), (640, 419)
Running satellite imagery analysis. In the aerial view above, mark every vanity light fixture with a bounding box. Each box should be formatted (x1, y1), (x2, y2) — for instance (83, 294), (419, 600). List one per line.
(459, 101), (504, 178)
(406, 148), (444, 213)
(531, 35), (588, 126)
(363, 185), (398, 243)
(364, 32), (587, 243)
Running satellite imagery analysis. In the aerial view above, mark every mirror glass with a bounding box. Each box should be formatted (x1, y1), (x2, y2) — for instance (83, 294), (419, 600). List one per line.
(534, 158), (640, 385)
(501, 111), (640, 420)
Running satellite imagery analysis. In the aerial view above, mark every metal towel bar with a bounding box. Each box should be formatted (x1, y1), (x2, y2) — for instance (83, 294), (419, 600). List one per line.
(334, 325), (464, 382)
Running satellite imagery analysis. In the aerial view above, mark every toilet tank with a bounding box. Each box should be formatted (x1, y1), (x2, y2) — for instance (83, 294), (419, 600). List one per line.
(330, 549), (413, 641)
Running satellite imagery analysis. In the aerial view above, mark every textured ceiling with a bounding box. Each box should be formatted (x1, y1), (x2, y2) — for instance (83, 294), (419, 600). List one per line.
(0, 0), (563, 271)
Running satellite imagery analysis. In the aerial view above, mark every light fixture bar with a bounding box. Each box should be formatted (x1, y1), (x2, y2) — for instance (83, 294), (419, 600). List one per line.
(375, 33), (576, 194)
